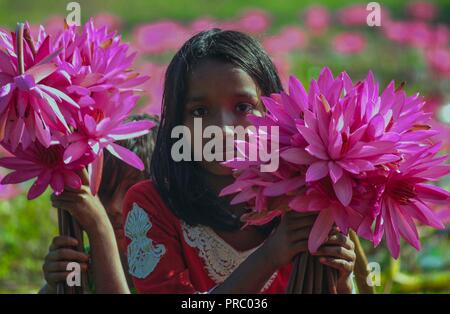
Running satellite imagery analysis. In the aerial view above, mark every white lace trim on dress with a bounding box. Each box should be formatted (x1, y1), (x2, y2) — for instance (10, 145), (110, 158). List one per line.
(181, 221), (278, 292)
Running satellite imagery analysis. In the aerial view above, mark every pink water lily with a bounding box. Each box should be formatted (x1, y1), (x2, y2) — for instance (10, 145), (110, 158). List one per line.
(0, 142), (85, 199)
(292, 68), (400, 206)
(138, 62), (166, 116)
(93, 13), (122, 30)
(62, 91), (155, 194)
(407, 1), (436, 21)
(236, 9), (271, 34)
(54, 19), (149, 108)
(263, 26), (308, 55)
(426, 48), (450, 77)
(338, 4), (390, 26)
(133, 20), (188, 55)
(332, 32), (366, 54)
(365, 144), (449, 258)
(304, 5), (330, 35)
(0, 23), (79, 151)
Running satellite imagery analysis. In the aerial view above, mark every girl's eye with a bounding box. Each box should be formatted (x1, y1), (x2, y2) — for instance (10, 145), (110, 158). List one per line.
(236, 103), (254, 113)
(191, 106), (208, 117)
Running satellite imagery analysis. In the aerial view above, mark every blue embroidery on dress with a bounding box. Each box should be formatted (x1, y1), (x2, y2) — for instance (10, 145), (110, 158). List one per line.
(125, 203), (166, 279)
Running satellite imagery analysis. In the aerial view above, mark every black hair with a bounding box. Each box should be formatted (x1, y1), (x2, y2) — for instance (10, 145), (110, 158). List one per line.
(151, 29), (283, 232)
(98, 113), (159, 203)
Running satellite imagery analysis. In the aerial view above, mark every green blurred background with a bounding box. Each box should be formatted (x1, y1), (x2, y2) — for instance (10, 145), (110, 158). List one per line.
(0, 0), (449, 293)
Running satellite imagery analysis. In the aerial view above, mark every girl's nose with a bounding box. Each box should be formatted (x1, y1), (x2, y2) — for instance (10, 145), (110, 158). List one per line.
(217, 109), (237, 128)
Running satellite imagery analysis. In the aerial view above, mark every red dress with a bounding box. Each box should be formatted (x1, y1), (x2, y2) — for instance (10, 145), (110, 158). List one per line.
(122, 180), (293, 294)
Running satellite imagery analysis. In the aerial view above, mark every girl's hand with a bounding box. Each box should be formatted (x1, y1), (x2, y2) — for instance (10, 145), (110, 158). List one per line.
(50, 171), (110, 234)
(312, 231), (356, 294)
(42, 236), (89, 292)
(261, 211), (316, 269)
(262, 211), (355, 293)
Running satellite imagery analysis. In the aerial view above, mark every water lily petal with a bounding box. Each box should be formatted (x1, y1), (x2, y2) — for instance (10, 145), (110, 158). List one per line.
(106, 143), (145, 170)
(39, 90), (70, 131)
(280, 147), (315, 165)
(407, 200), (444, 229)
(263, 177), (304, 197)
(305, 144), (328, 160)
(34, 112), (51, 148)
(261, 96), (294, 126)
(26, 63), (57, 83)
(0, 83), (14, 115)
(383, 199), (400, 259)
(63, 171), (82, 190)
(296, 125), (323, 147)
(415, 183), (450, 204)
(63, 141), (89, 164)
(333, 172), (353, 206)
(328, 161), (343, 183)
(39, 85), (79, 109)
(306, 161), (328, 182)
(230, 187), (257, 205)
(50, 171), (65, 195)
(0, 156), (37, 169)
(28, 170), (51, 199)
(288, 75), (308, 110)
(0, 49), (15, 75)
(1, 168), (42, 184)
(395, 205), (421, 251)
(308, 207), (334, 253)
(109, 120), (155, 140)
(366, 114), (385, 139)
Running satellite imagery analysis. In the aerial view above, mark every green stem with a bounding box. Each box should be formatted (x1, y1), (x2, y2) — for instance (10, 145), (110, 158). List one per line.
(15, 23), (25, 75)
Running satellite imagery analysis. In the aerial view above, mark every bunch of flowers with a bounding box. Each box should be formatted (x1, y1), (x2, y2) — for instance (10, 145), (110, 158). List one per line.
(221, 67), (449, 258)
(0, 20), (154, 199)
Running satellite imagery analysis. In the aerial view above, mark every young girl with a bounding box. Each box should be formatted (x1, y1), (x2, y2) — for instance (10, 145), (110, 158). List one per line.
(122, 29), (356, 294)
(41, 114), (158, 294)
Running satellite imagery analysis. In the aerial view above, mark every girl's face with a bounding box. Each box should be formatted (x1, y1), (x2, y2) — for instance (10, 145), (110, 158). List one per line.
(183, 59), (264, 176)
